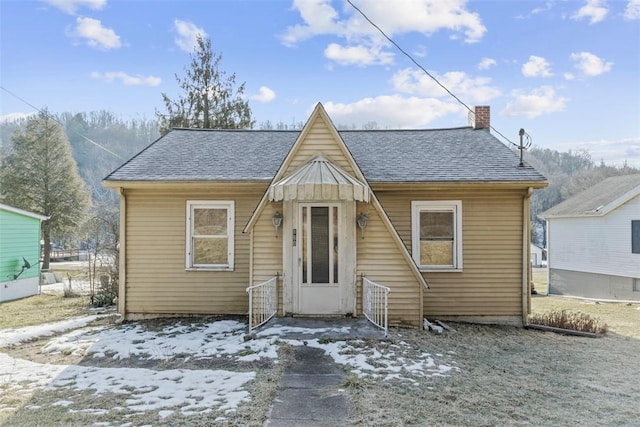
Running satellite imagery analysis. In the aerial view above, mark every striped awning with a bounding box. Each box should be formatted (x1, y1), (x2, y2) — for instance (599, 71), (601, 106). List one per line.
(268, 155), (369, 202)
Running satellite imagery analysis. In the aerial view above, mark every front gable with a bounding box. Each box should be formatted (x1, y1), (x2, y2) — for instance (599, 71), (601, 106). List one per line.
(246, 103), (426, 326)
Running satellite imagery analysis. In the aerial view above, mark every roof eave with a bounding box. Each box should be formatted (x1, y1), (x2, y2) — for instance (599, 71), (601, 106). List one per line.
(102, 179), (270, 189)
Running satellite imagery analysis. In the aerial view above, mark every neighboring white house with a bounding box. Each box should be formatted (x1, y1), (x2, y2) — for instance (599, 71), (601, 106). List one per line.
(540, 174), (640, 301)
(530, 244), (546, 267)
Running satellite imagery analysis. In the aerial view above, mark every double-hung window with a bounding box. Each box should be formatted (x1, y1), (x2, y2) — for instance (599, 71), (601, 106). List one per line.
(186, 201), (234, 270)
(411, 201), (462, 271)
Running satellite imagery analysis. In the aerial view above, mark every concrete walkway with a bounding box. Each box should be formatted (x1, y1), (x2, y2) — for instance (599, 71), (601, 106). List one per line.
(266, 345), (351, 426)
(262, 317), (385, 426)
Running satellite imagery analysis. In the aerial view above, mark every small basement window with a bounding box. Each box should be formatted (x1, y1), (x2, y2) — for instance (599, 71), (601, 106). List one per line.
(411, 201), (462, 271)
(186, 201), (234, 270)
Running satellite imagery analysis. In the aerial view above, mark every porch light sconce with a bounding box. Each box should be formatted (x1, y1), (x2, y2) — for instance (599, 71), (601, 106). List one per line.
(357, 213), (368, 239)
(272, 211), (283, 238)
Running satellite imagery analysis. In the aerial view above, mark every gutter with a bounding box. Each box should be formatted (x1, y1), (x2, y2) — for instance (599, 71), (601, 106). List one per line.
(522, 187), (533, 326)
(118, 188), (126, 318)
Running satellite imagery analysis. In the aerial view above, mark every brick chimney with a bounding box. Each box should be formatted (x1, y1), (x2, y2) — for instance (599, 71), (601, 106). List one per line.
(468, 106), (490, 130)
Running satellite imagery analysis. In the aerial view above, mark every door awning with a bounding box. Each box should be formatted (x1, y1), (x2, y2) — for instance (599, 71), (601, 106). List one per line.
(268, 155), (370, 202)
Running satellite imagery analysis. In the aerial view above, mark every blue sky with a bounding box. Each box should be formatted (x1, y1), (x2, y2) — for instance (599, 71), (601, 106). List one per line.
(1, 0), (639, 166)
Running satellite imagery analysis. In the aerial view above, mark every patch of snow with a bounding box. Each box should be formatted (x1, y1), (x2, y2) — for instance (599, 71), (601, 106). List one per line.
(0, 315), (103, 348)
(301, 338), (459, 380)
(40, 280), (92, 295)
(2, 316), (461, 420)
(0, 352), (67, 408)
(41, 326), (105, 356)
(47, 365), (255, 415)
(47, 319), (280, 361)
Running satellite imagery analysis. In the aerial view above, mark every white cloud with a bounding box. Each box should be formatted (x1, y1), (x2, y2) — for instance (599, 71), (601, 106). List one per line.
(531, 1), (554, 15)
(174, 19), (207, 53)
(68, 17), (121, 50)
(42, 0), (106, 15)
(557, 137), (640, 167)
(280, 0), (342, 46)
(324, 42), (393, 66)
(564, 72), (575, 80)
(0, 112), (36, 123)
(570, 51), (612, 76)
(281, 0), (487, 66)
(323, 95), (462, 128)
(251, 86), (276, 103)
(91, 71), (161, 86)
(392, 68), (501, 104)
(624, 0), (640, 20)
(501, 86), (567, 119)
(522, 55), (553, 78)
(572, 0), (608, 24)
(477, 57), (496, 70)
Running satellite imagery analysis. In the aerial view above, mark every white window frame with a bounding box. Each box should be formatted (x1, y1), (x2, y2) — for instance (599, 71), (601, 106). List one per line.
(411, 200), (463, 272)
(186, 201), (234, 271)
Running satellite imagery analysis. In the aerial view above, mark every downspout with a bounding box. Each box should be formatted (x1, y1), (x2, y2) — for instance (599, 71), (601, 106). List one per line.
(522, 187), (533, 326)
(118, 188), (127, 318)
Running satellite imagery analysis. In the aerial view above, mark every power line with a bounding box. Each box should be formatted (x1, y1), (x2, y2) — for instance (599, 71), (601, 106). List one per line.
(0, 86), (124, 160)
(346, 0), (519, 148)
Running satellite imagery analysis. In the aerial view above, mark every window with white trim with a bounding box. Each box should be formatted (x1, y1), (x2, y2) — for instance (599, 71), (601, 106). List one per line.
(411, 201), (462, 271)
(186, 201), (234, 270)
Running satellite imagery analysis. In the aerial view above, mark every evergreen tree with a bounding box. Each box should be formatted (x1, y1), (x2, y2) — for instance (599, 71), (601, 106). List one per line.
(157, 35), (254, 134)
(0, 111), (91, 269)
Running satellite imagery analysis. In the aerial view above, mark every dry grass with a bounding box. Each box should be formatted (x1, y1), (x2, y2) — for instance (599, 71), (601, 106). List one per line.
(3, 292), (639, 426)
(0, 294), (90, 329)
(531, 267), (548, 294)
(349, 322), (640, 426)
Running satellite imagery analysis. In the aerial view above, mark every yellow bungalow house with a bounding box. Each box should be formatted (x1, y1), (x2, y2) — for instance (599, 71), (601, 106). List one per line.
(103, 104), (547, 328)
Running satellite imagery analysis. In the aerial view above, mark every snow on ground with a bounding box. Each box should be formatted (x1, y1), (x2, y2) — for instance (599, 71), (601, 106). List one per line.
(0, 315), (103, 348)
(47, 365), (255, 415)
(40, 280), (92, 295)
(1, 317), (459, 419)
(0, 352), (67, 411)
(43, 319), (280, 361)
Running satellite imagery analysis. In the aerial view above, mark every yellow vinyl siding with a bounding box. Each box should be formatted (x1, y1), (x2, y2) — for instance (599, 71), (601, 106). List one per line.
(284, 119), (356, 177)
(356, 202), (422, 326)
(375, 187), (524, 317)
(251, 202), (284, 314)
(124, 186), (265, 317)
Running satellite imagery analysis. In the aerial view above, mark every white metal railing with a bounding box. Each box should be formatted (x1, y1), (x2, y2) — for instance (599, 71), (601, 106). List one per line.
(246, 275), (278, 332)
(363, 276), (390, 335)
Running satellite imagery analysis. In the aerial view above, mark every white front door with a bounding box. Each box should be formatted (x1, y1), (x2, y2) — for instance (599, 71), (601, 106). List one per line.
(293, 203), (354, 315)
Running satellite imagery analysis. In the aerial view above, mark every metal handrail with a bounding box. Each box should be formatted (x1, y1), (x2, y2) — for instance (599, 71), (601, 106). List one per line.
(246, 274), (278, 332)
(363, 276), (390, 335)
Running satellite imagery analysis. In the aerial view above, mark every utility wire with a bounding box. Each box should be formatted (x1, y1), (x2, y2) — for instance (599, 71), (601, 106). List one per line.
(1, 86), (124, 160)
(346, 0), (519, 148)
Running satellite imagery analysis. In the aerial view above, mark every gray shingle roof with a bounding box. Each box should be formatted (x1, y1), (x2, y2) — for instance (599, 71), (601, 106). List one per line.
(541, 174), (640, 217)
(104, 127), (546, 183)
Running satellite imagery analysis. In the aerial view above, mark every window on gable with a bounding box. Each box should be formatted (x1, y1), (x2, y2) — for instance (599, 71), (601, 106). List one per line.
(411, 201), (462, 271)
(186, 201), (234, 270)
(632, 220), (640, 254)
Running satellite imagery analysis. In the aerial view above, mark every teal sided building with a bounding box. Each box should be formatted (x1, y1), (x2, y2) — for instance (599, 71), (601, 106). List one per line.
(0, 204), (48, 302)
